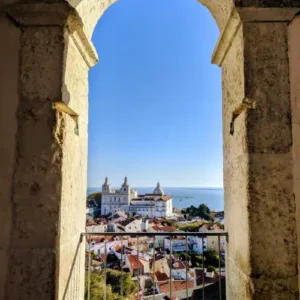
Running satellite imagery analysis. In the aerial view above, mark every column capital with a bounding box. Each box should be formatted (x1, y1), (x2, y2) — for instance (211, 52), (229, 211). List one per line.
(212, 7), (300, 66)
(236, 7), (300, 22)
(6, 3), (72, 26)
(6, 2), (98, 68)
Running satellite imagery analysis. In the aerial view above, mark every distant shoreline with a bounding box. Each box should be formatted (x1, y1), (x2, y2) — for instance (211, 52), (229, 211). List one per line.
(87, 186), (224, 190)
(87, 186), (224, 211)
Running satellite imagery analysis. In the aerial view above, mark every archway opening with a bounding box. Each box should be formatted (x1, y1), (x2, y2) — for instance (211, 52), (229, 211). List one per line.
(86, 0), (224, 298)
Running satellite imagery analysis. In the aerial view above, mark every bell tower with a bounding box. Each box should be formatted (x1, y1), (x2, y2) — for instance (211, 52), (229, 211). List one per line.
(121, 176), (130, 205)
(102, 176), (111, 194)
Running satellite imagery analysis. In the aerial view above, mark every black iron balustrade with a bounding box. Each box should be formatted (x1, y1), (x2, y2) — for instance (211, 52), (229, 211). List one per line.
(82, 231), (228, 300)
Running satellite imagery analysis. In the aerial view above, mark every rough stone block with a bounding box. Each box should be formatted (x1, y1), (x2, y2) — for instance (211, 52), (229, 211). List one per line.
(243, 22), (292, 154)
(248, 153), (297, 278)
(6, 248), (55, 300)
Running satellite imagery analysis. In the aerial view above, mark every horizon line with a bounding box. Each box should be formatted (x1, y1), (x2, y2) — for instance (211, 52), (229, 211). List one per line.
(87, 186), (224, 189)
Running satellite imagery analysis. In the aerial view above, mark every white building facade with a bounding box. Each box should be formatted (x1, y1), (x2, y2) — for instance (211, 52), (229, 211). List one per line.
(101, 177), (173, 218)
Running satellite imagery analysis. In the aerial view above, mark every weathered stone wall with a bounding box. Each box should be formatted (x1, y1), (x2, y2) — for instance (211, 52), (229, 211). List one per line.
(5, 23), (65, 300)
(0, 2), (90, 299)
(199, 0), (234, 29)
(68, 0), (118, 39)
(0, 10), (21, 300)
(289, 14), (300, 297)
(245, 21), (298, 299)
(56, 29), (89, 300)
(222, 25), (252, 299)
(222, 9), (299, 300)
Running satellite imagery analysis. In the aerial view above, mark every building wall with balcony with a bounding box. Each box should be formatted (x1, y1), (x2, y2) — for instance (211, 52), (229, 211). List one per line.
(164, 237), (187, 252)
(88, 239), (129, 255)
(187, 236), (204, 254)
(86, 224), (108, 233)
(128, 236), (153, 251)
(153, 256), (170, 278)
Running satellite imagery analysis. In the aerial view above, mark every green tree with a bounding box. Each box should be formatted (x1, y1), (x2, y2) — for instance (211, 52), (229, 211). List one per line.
(204, 249), (225, 268)
(106, 269), (138, 297)
(188, 205), (197, 216)
(207, 266), (217, 273)
(87, 192), (102, 207)
(185, 204), (214, 221)
(85, 270), (138, 300)
(177, 221), (205, 232)
(163, 219), (179, 229)
(85, 271), (114, 300)
(197, 204), (213, 221)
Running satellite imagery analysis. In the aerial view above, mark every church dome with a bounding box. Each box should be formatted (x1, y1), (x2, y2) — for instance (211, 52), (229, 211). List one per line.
(153, 182), (164, 195)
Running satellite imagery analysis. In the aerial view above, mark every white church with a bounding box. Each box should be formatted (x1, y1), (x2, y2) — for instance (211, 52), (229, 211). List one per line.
(101, 177), (173, 218)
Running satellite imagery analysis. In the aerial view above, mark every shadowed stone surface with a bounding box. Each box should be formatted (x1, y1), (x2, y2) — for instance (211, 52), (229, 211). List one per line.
(244, 22), (292, 154)
(7, 249), (55, 300)
(0, 10), (20, 300)
(236, 0), (300, 7)
(6, 25), (64, 300)
(289, 14), (300, 298)
(222, 5), (300, 300)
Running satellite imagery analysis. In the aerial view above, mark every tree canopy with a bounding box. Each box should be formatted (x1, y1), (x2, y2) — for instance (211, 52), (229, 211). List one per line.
(87, 192), (102, 207)
(185, 203), (214, 221)
(85, 270), (138, 300)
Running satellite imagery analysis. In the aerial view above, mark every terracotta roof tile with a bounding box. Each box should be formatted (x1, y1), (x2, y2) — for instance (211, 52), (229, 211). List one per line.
(158, 280), (194, 293)
(155, 271), (169, 281)
(127, 255), (143, 270)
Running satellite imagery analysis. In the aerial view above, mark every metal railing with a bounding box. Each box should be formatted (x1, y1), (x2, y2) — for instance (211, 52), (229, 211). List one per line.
(83, 232), (227, 300)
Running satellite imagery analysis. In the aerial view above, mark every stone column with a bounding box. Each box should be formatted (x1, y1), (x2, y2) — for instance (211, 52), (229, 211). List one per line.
(288, 13), (300, 297)
(0, 7), (21, 300)
(0, 2), (97, 299)
(213, 7), (300, 299)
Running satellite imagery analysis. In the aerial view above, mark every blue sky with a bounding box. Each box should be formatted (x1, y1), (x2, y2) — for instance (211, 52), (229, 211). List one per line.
(88, 0), (222, 188)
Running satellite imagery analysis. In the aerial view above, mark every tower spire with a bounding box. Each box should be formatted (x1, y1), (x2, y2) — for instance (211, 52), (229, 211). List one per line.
(122, 176), (129, 186)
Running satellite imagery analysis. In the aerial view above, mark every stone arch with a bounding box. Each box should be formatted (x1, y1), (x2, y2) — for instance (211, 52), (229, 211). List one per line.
(70, 1), (300, 299)
(67, 0), (234, 40)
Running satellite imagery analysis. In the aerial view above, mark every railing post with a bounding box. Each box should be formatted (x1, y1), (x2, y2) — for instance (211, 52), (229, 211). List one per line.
(153, 234), (156, 300)
(185, 234), (188, 300)
(218, 235), (222, 300)
(104, 238), (107, 300)
(88, 239), (92, 300)
(169, 235), (173, 300)
(82, 231), (228, 300)
(202, 236), (205, 300)
(137, 236), (140, 297)
(121, 236), (124, 299)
